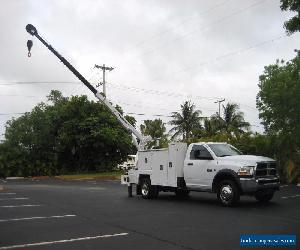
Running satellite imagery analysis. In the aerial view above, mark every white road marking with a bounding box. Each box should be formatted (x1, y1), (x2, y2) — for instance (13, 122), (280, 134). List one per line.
(281, 194), (300, 199)
(0, 214), (76, 222)
(0, 198), (28, 201)
(0, 193), (16, 195)
(0, 232), (128, 249)
(84, 187), (106, 191)
(0, 204), (42, 208)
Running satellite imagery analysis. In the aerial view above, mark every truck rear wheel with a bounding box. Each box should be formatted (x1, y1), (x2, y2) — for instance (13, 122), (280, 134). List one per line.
(255, 192), (274, 203)
(217, 180), (240, 206)
(141, 178), (156, 199)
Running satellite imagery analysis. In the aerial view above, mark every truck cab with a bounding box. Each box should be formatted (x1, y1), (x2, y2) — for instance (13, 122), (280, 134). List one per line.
(184, 142), (280, 205)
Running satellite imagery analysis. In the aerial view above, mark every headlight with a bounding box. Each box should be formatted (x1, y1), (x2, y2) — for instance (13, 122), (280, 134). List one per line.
(237, 166), (254, 176)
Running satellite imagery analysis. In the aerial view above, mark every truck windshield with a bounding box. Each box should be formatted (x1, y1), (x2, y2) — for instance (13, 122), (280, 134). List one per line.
(208, 144), (241, 157)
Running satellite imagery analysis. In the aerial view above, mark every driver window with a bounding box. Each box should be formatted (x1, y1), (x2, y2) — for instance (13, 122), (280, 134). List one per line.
(190, 145), (212, 160)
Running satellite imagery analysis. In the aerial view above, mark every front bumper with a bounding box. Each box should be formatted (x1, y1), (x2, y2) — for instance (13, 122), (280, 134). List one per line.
(239, 176), (280, 194)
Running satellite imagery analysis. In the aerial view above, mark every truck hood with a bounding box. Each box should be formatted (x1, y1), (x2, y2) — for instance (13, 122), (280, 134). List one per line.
(217, 155), (275, 168)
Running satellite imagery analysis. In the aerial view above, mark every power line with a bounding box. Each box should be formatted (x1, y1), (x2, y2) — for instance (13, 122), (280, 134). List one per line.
(0, 94), (39, 98)
(0, 80), (222, 100)
(125, 112), (173, 118)
(118, 0), (233, 57)
(115, 99), (217, 113)
(109, 83), (257, 111)
(125, 0), (269, 59)
(69, 66), (100, 96)
(109, 82), (220, 101)
(0, 113), (25, 116)
(0, 81), (80, 86)
(110, 99), (181, 113)
(3, 33), (286, 92)
(0, 81), (258, 111)
(125, 112), (210, 119)
(106, 34), (286, 113)
(134, 33), (287, 85)
(113, 97), (217, 112)
(174, 35), (287, 75)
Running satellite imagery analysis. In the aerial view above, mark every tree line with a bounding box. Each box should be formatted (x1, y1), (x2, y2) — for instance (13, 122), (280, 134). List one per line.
(0, 90), (136, 177)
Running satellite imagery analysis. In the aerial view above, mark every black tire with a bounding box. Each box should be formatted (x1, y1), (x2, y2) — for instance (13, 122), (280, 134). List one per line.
(175, 189), (190, 199)
(255, 192), (274, 203)
(217, 180), (240, 206)
(141, 178), (155, 199)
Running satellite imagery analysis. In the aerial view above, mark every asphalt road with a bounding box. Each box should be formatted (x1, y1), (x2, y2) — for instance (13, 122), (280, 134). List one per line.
(0, 179), (299, 250)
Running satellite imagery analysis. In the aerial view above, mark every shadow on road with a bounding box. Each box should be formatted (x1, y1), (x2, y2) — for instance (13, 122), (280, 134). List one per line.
(132, 192), (281, 210)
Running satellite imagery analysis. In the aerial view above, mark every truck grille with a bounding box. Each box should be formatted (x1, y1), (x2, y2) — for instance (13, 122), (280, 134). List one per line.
(256, 162), (277, 177)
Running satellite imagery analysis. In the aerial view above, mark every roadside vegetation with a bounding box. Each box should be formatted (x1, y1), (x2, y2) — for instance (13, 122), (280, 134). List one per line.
(0, 90), (136, 177)
(0, 0), (299, 182)
(56, 171), (123, 180)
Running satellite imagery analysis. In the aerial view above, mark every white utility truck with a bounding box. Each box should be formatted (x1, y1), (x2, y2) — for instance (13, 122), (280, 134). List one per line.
(26, 24), (280, 206)
(121, 142), (280, 206)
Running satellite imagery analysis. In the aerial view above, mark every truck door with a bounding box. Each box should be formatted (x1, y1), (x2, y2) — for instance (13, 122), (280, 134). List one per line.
(184, 145), (216, 190)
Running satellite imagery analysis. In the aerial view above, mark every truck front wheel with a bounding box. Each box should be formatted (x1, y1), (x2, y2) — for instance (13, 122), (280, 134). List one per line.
(217, 180), (240, 206)
(255, 191), (274, 203)
(141, 178), (157, 199)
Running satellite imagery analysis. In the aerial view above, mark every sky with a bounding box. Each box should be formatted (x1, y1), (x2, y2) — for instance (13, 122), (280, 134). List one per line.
(0, 0), (299, 140)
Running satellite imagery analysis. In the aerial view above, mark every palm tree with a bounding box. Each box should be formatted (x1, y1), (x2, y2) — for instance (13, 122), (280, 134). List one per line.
(203, 115), (220, 137)
(140, 119), (168, 148)
(169, 101), (202, 140)
(220, 103), (250, 136)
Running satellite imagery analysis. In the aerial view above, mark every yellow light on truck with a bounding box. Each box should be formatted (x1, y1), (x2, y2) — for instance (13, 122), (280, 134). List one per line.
(237, 166), (254, 176)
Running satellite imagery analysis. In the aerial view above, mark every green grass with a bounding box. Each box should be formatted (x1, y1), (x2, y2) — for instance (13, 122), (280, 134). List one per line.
(56, 171), (124, 180)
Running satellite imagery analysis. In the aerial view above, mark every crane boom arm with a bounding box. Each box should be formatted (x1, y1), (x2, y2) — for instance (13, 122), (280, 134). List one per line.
(94, 92), (147, 148)
(25, 24), (150, 150)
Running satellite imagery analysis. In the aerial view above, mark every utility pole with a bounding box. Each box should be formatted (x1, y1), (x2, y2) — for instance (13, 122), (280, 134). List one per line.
(214, 98), (225, 117)
(94, 64), (114, 97)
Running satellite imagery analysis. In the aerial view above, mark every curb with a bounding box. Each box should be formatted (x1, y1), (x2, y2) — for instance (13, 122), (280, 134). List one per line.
(5, 177), (25, 180)
(55, 176), (121, 181)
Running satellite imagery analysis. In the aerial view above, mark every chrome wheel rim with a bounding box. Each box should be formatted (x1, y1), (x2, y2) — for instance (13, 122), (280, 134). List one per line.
(141, 183), (149, 196)
(220, 185), (233, 203)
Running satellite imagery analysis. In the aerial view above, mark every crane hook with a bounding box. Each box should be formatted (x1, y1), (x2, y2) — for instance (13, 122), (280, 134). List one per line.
(27, 40), (33, 57)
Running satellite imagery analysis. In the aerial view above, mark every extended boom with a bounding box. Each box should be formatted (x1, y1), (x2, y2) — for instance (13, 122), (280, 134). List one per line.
(26, 24), (150, 150)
